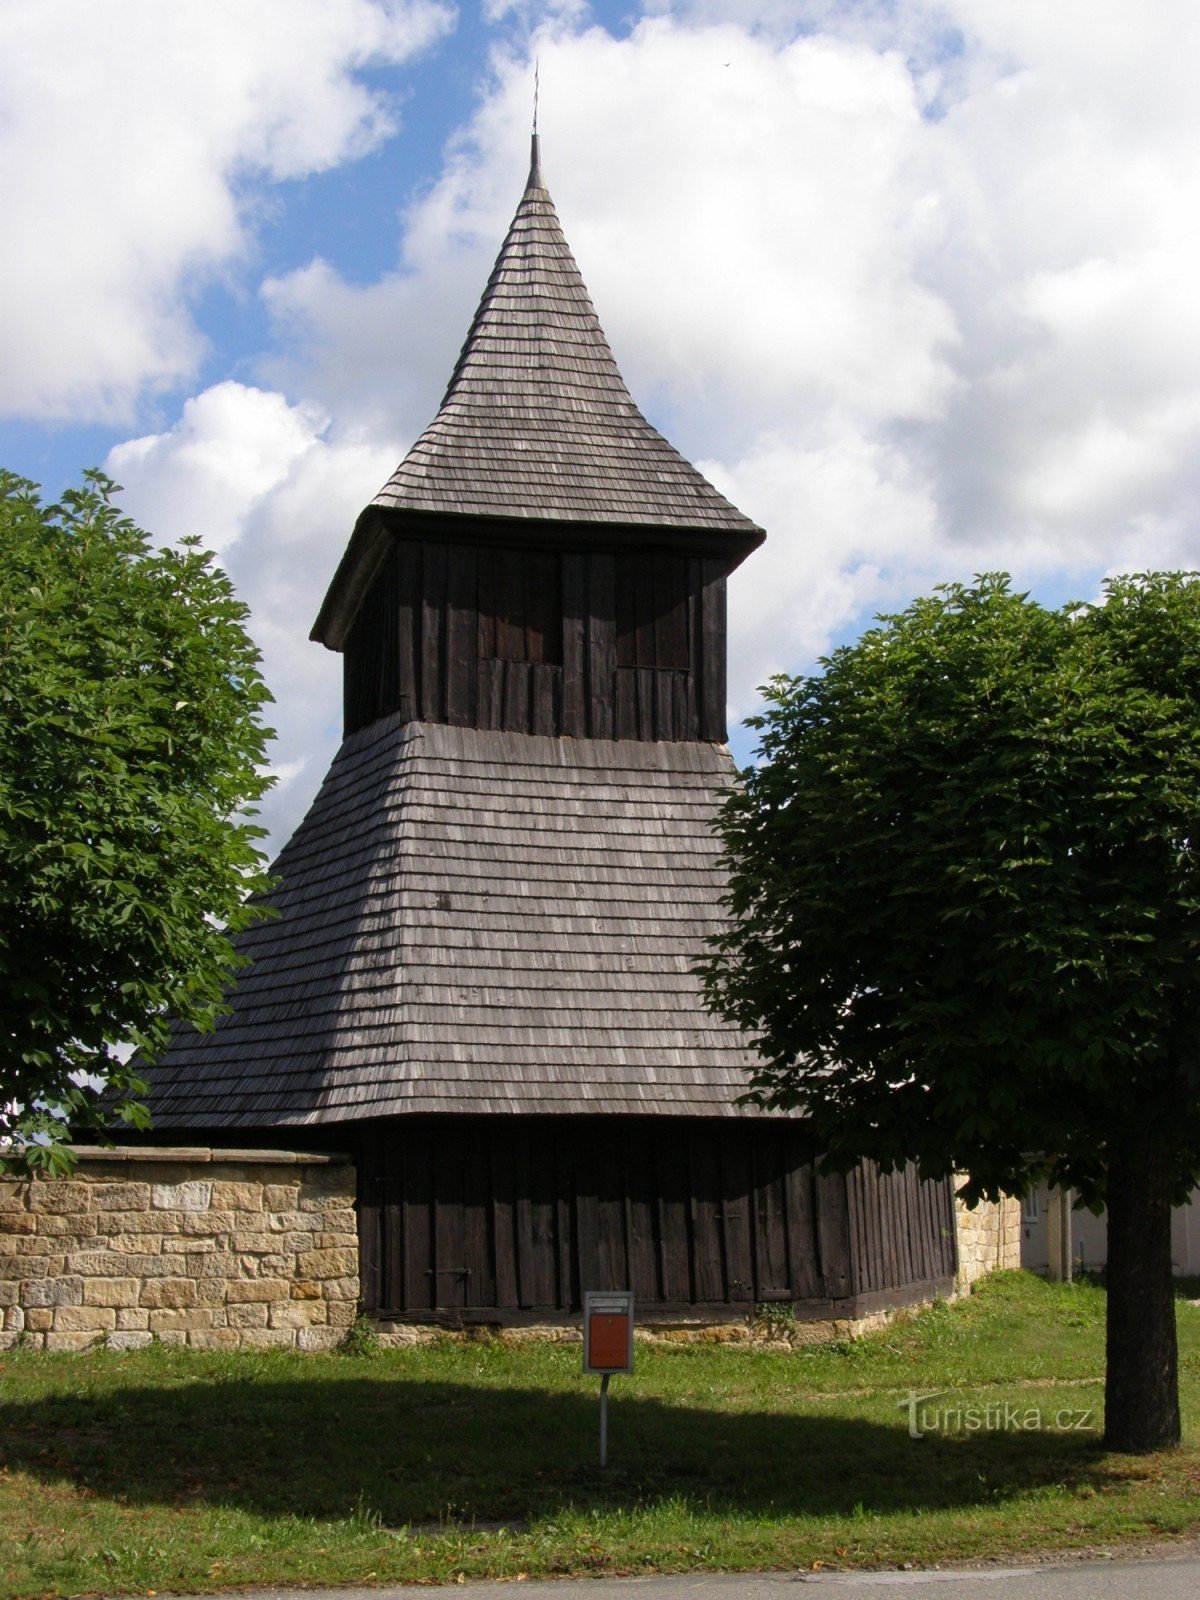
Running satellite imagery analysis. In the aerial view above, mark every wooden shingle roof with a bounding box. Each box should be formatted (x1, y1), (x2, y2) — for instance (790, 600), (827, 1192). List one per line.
(311, 138), (764, 650)
(142, 717), (765, 1128)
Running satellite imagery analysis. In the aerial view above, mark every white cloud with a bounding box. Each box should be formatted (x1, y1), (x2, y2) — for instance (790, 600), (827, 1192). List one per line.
(106, 383), (398, 849)
(0, 0), (451, 423)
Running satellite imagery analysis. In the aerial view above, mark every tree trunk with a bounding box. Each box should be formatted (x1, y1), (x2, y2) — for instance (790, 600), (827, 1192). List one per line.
(1104, 1153), (1181, 1452)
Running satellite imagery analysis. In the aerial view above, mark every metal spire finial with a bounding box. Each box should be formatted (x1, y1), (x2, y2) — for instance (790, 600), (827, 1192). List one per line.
(529, 59), (542, 185)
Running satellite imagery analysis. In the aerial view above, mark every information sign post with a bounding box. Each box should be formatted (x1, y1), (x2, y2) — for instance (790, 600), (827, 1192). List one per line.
(583, 1290), (634, 1467)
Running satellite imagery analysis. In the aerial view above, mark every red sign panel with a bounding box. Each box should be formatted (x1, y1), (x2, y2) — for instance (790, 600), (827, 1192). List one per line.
(584, 1291), (634, 1374)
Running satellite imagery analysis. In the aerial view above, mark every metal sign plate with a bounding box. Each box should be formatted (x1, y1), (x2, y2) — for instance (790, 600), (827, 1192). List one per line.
(583, 1289), (634, 1374)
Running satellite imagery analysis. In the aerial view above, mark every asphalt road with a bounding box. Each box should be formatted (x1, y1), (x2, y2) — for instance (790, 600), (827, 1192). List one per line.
(158, 1548), (1200, 1600)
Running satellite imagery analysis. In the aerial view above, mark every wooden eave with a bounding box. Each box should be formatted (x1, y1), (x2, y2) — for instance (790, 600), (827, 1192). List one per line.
(312, 505), (763, 653)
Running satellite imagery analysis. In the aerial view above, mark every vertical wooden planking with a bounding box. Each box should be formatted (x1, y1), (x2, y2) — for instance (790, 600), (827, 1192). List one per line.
(561, 553), (587, 737)
(526, 550), (562, 664)
(685, 558), (701, 738)
(655, 552), (689, 669)
(615, 552), (636, 668)
(700, 563), (727, 742)
(555, 1132), (575, 1310)
(940, 1177), (959, 1280)
(496, 548), (526, 662)
(433, 1128), (467, 1311)
(477, 658), (504, 731)
(357, 1125), (381, 1313)
(383, 1135), (404, 1314)
(596, 1126), (628, 1291)
(634, 553), (657, 668)
(721, 1125), (754, 1303)
(531, 664), (560, 736)
(614, 670), (637, 740)
(624, 1123), (661, 1304)
(396, 540), (422, 723)
(575, 1128), (602, 1296)
(690, 1125), (726, 1303)
(421, 542), (447, 722)
(751, 1128), (790, 1299)
(491, 1126), (519, 1309)
(503, 660), (531, 734)
(654, 669), (676, 741)
(476, 546), (497, 662)
(587, 554), (615, 739)
(816, 1170), (853, 1300)
(461, 1123), (495, 1309)
(635, 669), (655, 740)
(784, 1155), (820, 1299)
(403, 1129), (434, 1311)
(445, 544), (478, 727)
(655, 1124), (692, 1304)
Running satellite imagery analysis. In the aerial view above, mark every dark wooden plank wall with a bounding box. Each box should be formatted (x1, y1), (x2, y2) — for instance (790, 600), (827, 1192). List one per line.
(343, 540), (728, 743)
(357, 1118), (957, 1320)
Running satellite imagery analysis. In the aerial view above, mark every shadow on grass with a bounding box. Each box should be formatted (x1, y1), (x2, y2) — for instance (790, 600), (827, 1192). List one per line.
(0, 1370), (1116, 1527)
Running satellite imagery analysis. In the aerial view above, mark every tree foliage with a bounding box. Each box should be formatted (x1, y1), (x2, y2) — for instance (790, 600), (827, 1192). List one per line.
(703, 573), (1200, 1450)
(0, 471), (274, 1171)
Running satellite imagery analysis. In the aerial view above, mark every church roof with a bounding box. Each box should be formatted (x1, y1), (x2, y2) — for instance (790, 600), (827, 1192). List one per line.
(312, 138), (763, 650)
(142, 716), (765, 1128)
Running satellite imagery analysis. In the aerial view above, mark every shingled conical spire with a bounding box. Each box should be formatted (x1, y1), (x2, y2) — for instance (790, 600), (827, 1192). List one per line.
(369, 136), (761, 536)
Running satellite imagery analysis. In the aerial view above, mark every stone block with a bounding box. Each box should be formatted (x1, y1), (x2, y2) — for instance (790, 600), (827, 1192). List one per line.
(0, 1330), (32, 1350)
(182, 1208), (235, 1236)
(151, 1182), (211, 1212)
(298, 1325), (341, 1352)
(45, 1330), (101, 1351)
(140, 1278), (198, 1310)
(194, 1278), (228, 1306)
(269, 1211), (318, 1234)
(232, 1231), (273, 1254)
(226, 1278), (288, 1304)
(263, 1185), (300, 1211)
(211, 1183), (262, 1212)
(54, 1305), (116, 1332)
(0, 1255), (51, 1280)
(298, 1192), (353, 1214)
(268, 1300), (326, 1330)
(148, 1307), (215, 1333)
(227, 1301), (269, 1327)
(237, 1328), (296, 1348)
(0, 1212), (37, 1235)
(190, 1329), (241, 1349)
(102, 1210), (165, 1235)
(83, 1277), (140, 1308)
(0, 1183), (30, 1212)
(107, 1330), (153, 1350)
(314, 1232), (358, 1251)
(36, 1212), (98, 1238)
(162, 1235), (216, 1254)
(190, 1252), (240, 1280)
(29, 1182), (89, 1214)
(323, 1276), (359, 1302)
(155, 1330), (186, 1346)
(116, 1308), (150, 1330)
(23, 1276), (83, 1308)
(0, 1282), (17, 1306)
(290, 1280), (322, 1300)
(90, 1183), (151, 1212)
(26, 1308), (52, 1331)
(327, 1299), (357, 1328)
(297, 1247), (356, 1280)
(5, 1305), (24, 1332)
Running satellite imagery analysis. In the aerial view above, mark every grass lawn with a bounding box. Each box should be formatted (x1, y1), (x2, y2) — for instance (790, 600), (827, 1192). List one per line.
(3, 1270), (1200, 1597)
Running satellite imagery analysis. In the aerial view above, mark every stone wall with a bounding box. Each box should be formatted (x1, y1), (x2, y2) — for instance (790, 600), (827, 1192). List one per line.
(954, 1186), (1022, 1290)
(0, 1147), (356, 1351)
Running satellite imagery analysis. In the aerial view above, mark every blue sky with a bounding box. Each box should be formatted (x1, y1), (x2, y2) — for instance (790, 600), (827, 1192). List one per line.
(4, 0), (1199, 845)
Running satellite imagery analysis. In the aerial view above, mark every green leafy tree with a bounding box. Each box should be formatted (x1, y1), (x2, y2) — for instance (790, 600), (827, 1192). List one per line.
(0, 471), (274, 1171)
(703, 573), (1200, 1453)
